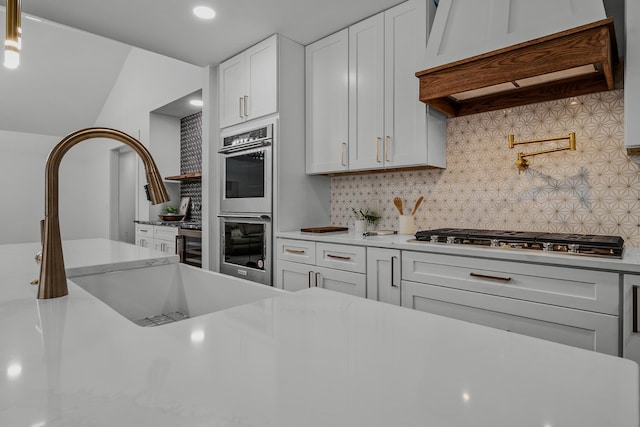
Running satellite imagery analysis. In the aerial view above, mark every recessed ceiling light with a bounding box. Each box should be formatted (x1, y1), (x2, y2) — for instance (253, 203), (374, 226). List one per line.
(193, 6), (216, 20)
(190, 99), (203, 107)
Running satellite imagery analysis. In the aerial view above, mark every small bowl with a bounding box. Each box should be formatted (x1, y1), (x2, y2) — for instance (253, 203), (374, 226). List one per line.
(159, 214), (185, 221)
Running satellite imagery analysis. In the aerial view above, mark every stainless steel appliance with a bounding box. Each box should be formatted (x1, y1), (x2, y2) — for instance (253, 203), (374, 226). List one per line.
(219, 214), (271, 285)
(414, 228), (624, 258)
(219, 124), (273, 214)
(177, 223), (202, 267)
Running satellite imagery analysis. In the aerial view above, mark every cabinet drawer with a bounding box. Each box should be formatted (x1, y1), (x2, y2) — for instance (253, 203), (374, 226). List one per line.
(402, 251), (619, 315)
(135, 224), (153, 235)
(276, 239), (316, 265)
(154, 225), (179, 241)
(316, 243), (366, 273)
(401, 280), (618, 355)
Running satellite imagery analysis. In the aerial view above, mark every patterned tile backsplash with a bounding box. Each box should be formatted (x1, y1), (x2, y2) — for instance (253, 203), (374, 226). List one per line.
(180, 112), (202, 222)
(331, 89), (640, 247)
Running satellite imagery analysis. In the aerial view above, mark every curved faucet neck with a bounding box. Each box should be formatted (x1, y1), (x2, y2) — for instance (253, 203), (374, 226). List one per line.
(39, 127), (169, 299)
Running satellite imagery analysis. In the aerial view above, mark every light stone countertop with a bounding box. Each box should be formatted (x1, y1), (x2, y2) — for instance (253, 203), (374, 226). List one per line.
(276, 230), (640, 273)
(0, 238), (637, 426)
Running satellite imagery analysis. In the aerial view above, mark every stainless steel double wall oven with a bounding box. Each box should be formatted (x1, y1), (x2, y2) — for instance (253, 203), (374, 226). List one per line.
(218, 121), (274, 285)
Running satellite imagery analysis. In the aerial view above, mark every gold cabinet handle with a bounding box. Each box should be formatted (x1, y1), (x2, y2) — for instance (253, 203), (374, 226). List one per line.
(315, 272), (320, 287)
(327, 253), (352, 261)
(376, 137), (382, 162)
(469, 272), (511, 282)
(385, 136), (391, 162)
(239, 97), (244, 118)
(285, 248), (305, 254)
(244, 95), (249, 117)
(341, 143), (347, 166)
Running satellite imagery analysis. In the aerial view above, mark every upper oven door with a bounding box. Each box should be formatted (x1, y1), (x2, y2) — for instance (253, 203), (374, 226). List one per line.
(220, 143), (272, 214)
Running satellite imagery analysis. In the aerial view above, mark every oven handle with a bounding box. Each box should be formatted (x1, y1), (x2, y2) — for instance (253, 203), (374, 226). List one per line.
(218, 140), (272, 154)
(218, 214), (271, 221)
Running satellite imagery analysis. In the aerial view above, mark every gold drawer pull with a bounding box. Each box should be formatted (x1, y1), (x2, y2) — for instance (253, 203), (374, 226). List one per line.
(285, 248), (306, 254)
(470, 272), (511, 282)
(327, 253), (352, 261)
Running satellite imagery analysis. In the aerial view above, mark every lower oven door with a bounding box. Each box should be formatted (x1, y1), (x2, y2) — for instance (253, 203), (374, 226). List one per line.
(219, 214), (272, 286)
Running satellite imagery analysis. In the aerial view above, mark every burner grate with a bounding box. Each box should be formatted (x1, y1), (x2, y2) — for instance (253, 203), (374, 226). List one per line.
(414, 228), (624, 258)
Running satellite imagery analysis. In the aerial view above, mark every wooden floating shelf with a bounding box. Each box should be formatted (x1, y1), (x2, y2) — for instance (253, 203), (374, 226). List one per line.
(164, 172), (202, 181)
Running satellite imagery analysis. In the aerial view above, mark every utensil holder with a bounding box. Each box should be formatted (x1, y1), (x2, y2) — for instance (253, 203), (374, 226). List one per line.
(398, 215), (414, 235)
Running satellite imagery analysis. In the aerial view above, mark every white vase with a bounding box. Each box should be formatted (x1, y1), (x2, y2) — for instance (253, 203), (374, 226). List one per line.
(354, 220), (366, 236)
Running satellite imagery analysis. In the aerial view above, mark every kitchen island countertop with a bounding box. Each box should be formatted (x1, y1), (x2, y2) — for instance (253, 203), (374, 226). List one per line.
(0, 238), (637, 426)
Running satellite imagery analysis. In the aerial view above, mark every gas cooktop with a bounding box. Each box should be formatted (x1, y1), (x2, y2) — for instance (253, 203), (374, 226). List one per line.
(414, 228), (624, 258)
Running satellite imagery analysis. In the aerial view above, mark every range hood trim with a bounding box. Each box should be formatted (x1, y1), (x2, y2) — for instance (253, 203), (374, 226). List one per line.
(416, 18), (617, 118)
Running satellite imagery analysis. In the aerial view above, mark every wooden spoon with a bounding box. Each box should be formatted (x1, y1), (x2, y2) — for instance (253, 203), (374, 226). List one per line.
(393, 197), (403, 215)
(411, 196), (424, 215)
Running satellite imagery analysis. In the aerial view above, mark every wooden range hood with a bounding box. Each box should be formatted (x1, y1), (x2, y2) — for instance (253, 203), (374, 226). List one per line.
(416, 18), (618, 118)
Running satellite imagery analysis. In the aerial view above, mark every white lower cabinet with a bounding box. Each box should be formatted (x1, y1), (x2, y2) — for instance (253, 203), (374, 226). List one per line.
(135, 224), (178, 255)
(275, 239), (366, 297)
(366, 247), (400, 305)
(401, 251), (619, 355)
(153, 225), (178, 254)
(622, 275), (640, 367)
(135, 224), (153, 248)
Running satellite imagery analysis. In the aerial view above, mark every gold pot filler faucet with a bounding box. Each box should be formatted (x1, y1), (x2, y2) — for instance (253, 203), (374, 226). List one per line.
(37, 128), (169, 299)
(508, 132), (577, 174)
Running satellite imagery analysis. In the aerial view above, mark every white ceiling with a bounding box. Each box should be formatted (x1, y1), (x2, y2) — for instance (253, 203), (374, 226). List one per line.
(0, 0), (405, 136)
(2, 0), (406, 67)
(1, 0), (624, 137)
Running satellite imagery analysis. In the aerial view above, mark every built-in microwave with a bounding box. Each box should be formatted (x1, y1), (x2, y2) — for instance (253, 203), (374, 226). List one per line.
(219, 214), (272, 286)
(219, 124), (273, 214)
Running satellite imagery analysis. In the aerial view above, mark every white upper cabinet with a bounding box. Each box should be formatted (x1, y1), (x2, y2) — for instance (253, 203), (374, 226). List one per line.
(350, 0), (445, 171)
(625, 0), (640, 150)
(385, 0), (445, 168)
(307, 0), (445, 174)
(305, 29), (349, 174)
(425, 0), (607, 69)
(219, 35), (277, 128)
(348, 14), (385, 170)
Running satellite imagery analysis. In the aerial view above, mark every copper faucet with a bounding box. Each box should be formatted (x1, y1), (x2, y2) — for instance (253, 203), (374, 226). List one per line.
(38, 128), (169, 299)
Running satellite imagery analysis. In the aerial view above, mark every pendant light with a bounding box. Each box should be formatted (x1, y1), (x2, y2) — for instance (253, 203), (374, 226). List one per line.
(4, 0), (21, 69)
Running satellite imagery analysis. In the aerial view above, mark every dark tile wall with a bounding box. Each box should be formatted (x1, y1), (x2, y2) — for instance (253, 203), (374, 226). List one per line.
(180, 112), (202, 222)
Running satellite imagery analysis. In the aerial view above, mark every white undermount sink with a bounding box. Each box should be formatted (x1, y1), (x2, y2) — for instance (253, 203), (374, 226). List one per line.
(69, 263), (286, 326)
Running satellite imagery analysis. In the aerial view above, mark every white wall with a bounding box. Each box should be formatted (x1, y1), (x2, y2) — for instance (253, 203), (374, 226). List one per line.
(0, 130), (93, 244)
(0, 46), (204, 244)
(90, 48), (205, 236)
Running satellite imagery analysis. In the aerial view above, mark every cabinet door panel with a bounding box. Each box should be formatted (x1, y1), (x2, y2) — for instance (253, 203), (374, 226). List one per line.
(277, 260), (312, 292)
(348, 14), (385, 171)
(305, 29), (349, 174)
(384, 0), (429, 167)
(219, 53), (246, 128)
(623, 275), (640, 367)
(315, 266), (366, 297)
(366, 248), (400, 305)
(246, 36), (278, 120)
